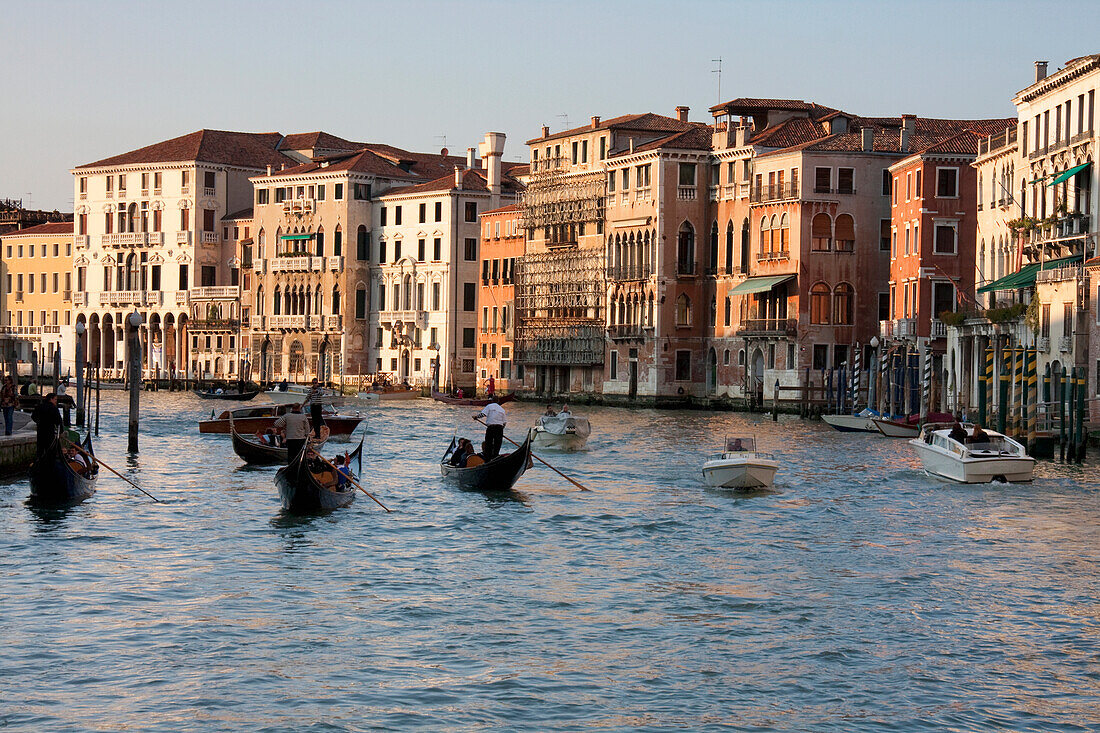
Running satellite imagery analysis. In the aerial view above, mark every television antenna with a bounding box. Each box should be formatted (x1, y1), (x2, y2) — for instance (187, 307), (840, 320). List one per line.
(712, 57), (723, 102)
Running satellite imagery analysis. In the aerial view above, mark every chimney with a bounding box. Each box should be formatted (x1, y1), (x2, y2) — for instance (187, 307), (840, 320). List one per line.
(280, 163), (286, 171)
(266, 164), (272, 176)
(482, 132), (505, 208)
(591, 116), (601, 128)
(466, 147), (476, 170)
(542, 125), (550, 139)
(900, 128), (910, 153)
(454, 165), (463, 189)
(676, 105), (689, 123)
(900, 115), (916, 153)
(735, 126), (751, 147)
(861, 127), (873, 152)
(1035, 60), (1049, 83)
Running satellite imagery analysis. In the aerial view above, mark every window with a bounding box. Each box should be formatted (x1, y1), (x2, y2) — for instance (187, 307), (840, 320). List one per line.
(834, 214), (855, 252)
(418, 239), (425, 261)
(378, 240), (387, 263)
(833, 283), (854, 325)
(675, 293), (691, 326)
(814, 167), (831, 193)
(811, 213), (831, 251)
(674, 350), (691, 381)
(1040, 303), (1051, 338)
(394, 206), (402, 225)
(609, 350), (618, 380)
(677, 163), (696, 187)
(178, 264), (189, 289)
(334, 227), (342, 256)
(334, 183), (344, 200)
(257, 189), (269, 205)
(810, 282), (830, 324)
(393, 239), (400, 261)
(676, 222), (695, 274)
(465, 202), (477, 222)
(380, 206), (387, 226)
(204, 171), (215, 189)
(433, 238), (442, 260)
(317, 185), (325, 201)
(463, 328), (475, 348)
(933, 282), (955, 318)
(608, 170), (616, 193)
(419, 203), (426, 223)
(571, 141), (578, 164)
(353, 183), (371, 200)
(936, 168), (958, 198)
(432, 283), (441, 310)
(837, 168), (854, 194)
(357, 226), (369, 260)
(464, 238), (477, 261)
(1064, 302), (1074, 340)
(463, 282), (475, 311)
(915, 170), (922, 197)
(203, 209), (215, 232)
(600, 137), (607, 160)
(934, 224), (957, 254)
(435, 202), (442, 221)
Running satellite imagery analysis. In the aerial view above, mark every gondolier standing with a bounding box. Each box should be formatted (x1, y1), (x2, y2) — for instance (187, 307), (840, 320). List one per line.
(273, 403), (311, 464)
(31, 392), (63, 459)
(473, 397), (506, 460)
(305, 378), (324, 439)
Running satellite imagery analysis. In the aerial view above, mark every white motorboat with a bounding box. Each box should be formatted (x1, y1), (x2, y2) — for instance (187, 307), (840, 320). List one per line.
(872, 417), (920, 438)
(909, 423), (1035, 483)
(264, 384), (338, 405)
(701, 437), (778, 489)
(822, 410), (878, 433)
(532, 413), (591, 451)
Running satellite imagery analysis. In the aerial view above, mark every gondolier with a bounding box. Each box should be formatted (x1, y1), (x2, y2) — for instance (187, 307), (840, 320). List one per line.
(31, 392), (63, 459)
(273, 403), (311, 464)
(305, 378), (325, 439)
(473, 398), (506, 460)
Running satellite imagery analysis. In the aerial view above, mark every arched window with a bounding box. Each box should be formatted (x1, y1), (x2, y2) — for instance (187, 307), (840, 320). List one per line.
(811, 213), (832, 251)
(334, 225), (343, 257)
(126, 253), (138, 290)
(724, 296), (732, 326)
(403, 275), (412, 310)
(725, 220), (735, 274)
(737, 349), (746, 366)
(979, 239), (986, 282)
(978, 173), (983, 207)
(810, 282), (831, 324)
(779, 212), (790, 253)
(256, 285), (265, 314)
(834, 214), (855, 252)
(709, 221), (719, 273)
(258, 228), (265, 258)
(315, 284), (322, 315)
(740, 218), (750, 271)
(677, 222), (695, 274)
(833, 283), (854, 325)
(273, 286), (282, 315)
(316, 226), (325, 257)
(723, 349), (730, 366)
(332, 286), (340, 315)
(769, 214), (779, 254)
(675, 293), (691, 326)
(356, 225), (368, 260)
(759, 216), (769, 256)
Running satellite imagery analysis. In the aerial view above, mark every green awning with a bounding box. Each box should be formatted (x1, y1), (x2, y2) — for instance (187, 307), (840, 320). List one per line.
(976, 254), (1083, 293)
(1028, 175), (1047, 185)
(728, 274), (796, 295)
(279, 233), (314, 241)
(1048, 162), (1091, 186)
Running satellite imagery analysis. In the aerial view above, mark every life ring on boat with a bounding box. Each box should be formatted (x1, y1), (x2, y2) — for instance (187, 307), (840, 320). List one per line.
(677, 386), (685, 395)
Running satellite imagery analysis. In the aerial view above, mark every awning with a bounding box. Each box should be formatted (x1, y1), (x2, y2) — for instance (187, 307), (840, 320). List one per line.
(279, 233), (314, 241)
(728, 274), (796, 295)
(1048, 162), (1091, 186)
(976, 254), (1083, 293)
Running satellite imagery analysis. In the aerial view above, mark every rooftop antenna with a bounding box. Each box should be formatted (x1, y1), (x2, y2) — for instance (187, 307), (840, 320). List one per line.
(556, 113), (569, 131)
(712, 57), (723, 102)
(434, 133), (447, 151)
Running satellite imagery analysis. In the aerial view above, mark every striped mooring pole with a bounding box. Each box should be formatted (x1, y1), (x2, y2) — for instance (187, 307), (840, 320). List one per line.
(852, 343), (861, 410)
(1026, 347), (1037, 454)
(920, 342), (932, 424)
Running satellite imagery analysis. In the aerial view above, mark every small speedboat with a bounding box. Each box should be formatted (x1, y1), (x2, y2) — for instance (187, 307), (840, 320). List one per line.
(357, 386), (421, 401)
(822, 409), (879, 433)
(909, 423), (1035, 483)
(532, 413), (591, 451)
(873, 412), (955, 438)
(701, 437), (778, 489)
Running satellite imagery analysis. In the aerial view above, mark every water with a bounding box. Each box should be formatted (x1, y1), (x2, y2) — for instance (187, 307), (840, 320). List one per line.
(3, 393), (1100, 732)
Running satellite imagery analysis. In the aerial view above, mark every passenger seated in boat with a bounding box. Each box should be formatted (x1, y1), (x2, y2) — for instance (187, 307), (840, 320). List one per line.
(728, 438), (744, 451)
(333, 453), (354, 488)
(64, 445), (89, 476)
(558, 403), (571, 416)
(949, 422), (968, 444)
(278, 379), (289, 392)
(449, 438), (474, 467)
(967, 425), (990, 444)
(544, 405), (556, 416)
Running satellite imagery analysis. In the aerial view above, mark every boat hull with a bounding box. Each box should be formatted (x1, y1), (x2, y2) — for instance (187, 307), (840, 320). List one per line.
(28, 436), (97, 506)
(822, 414), (878, 433)
(440, 433), (532, 491)
(275, 450), (356, 512)
(909, 439), (1036, 483)
(531, 429), (588, 452)
(431, 390), (516, 407)
(194, 389), (260, 401)
(359, 389), (421, 401)
(701, 458), (778, 488)
(872, 418), (920, 438)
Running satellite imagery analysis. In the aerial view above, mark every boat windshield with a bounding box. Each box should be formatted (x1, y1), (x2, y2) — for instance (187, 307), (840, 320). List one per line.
(967, 437), (1017, 455)
(725, 437), (755, 452)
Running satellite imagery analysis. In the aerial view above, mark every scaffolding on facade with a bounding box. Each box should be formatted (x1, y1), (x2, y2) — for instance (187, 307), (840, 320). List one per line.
(517, 166), (606, 229)
(514, 248), (606, 366)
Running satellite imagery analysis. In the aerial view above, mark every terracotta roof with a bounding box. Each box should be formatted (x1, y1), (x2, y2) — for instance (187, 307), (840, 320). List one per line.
(268, 149), (421, 179)
(279, 131), (363, 153)
(76, 129), (292, 170)
(0, 221), (73, 237)
(757, 117), (1017, 157)
(526, 112), (697, 145)
(222, 207), (254, 220)
(710, 97), (837, 115)
(627, 125), (714, 154)
(749, 117), (831, 149)
(383, 169), (523, 198)
(483, 204), (520, 215)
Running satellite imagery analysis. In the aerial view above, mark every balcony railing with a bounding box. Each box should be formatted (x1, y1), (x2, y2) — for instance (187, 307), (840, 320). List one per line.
(977, 126), (1018, 157)
(101, 232), (164, 247)
(203, 186), (216, 197)
(72, 292), (86, 306)
(324, 315), (342, 331)
(200, 231), (219, 245)
(177, 232), (192, 246)
(1036, 264), (1084, 283)
(253, 258), (265, 273)
(1037, 336), (1051, 352)
(326, 256), (344, 271)
(931, 319), (947, 338)
(379, 309), (427, 326)
(749, 182), (798, 203)
(1059, 336), (1074, 353)
(608, 324), (653, 340)
(676, 185), (697, 201)
(737, 318), (797, 337)
(268, 315), (310, 330)
(175, 290), (189, 306)
(270, 256), (313, 272)
(74, 235), (88, 249)
(676, 260), (696, 276)
(189, 318), (240, 330)
(190, 286), (240, 299)
(756, 249), (790, 262)
(281, 197), (315, 215)
(98, 290), (163, 307)
(606, 264), (655, 281)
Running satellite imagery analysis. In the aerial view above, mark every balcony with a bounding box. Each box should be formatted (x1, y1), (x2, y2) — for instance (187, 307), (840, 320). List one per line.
(203, 186), (216, 197)
(1036, 336), (1051, 352)
(324, 315), (342, 331)
(737, 318), (797, 337)
(676, 185), (697, 201)
(101, 232), (164, 247)
(756, 249), (791, 262)
(749, 182), (798, 203)
(326, 256), (344, 271)
(977, 126), (1018, 157)
(676, 260), (696, 277)
(721, 184), (736, 199)
(74, 235), (88, 249)
(253, 258), (265, 273)
(606, 264), (655, 281)
(177, 232), (192, 246)
(270, 256), (313, 272)
(380, 309), (427, 326)
(1024, 215), (1090, 250)
(190, 286), (240, 299)
(181, 184), (190, 195)
(268, 314), (310, 330)
(190, 318), (240, 330)
(281, 197), (315, 215)
(98, 290), (163, 307)
(200, 231), (219, 245)
(175, 290), (190, 306)
(931, 319), (947, 338)
(607, 324), (652, 340)
(1036, 264), (1084, 283)
(1059, 336), (1074, 353)
(63, 289), (71, 302)
(73, 292), (86, 307)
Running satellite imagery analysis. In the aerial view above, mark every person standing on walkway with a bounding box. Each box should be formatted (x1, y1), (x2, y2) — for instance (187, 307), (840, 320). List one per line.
(486, 375), (495, 398)
(473, 397), (506, 460)
(273, 403), (311, 464)
(305, 378), (325, 439)
(1, 375), (17, 436)
(31, 392), (62, 459)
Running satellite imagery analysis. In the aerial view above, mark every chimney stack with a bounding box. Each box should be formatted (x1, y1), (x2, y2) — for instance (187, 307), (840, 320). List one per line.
(861, 127), (873, 152)
(676, 105), (690, 123)
(454, 165), (463, 189)
(900, 115), (916, 153)
(1035, 60), (1049, 83)
(481, 132), (506, 208)
(591, 115), (600, 128)
(266, 164), (272, 176)
(466, 147), (476, 170)
(542, 125), (550, 138)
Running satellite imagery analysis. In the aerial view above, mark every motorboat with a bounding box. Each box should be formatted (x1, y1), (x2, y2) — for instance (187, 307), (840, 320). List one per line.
(199, 403), (365, 441)
(873, 412), (955, 439)
(264, 384), (339, 405)
(531, 413), (591, 451)
(701, 437), (778, 489)
(358, 385), (421, 401)
(822, 410), (879, 433)
(909, 423), (1035, 483)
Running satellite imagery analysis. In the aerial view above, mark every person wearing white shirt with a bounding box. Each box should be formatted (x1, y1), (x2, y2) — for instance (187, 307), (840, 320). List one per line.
(473, 399), (507, 459)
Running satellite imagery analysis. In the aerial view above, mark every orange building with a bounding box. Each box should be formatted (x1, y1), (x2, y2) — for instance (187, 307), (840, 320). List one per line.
(476, 205), (523, 392)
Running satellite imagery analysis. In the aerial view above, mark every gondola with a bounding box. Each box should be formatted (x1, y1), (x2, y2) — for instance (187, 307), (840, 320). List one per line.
(199, 404), (365, 440)
(274, 442), (359, 512)
(230, 422), (356, 466)
(28, 431), (98, 506)
(194, 389), (261, 401)
(431, 389), (515, 407)
(440, 430), (533, 492)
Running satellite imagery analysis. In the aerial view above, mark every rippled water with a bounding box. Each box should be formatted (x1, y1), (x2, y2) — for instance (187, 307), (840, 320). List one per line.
(3, 392), (1100, 731)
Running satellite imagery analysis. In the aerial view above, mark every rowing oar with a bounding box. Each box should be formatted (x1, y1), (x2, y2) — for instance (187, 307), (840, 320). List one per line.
(475, 417), (591, 491)
(64, 438), (161, 503)
(312, 451), (391, 512)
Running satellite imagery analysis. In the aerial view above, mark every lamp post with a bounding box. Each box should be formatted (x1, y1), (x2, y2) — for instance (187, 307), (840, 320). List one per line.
(75, 322), (86, 427)
(869, 336), (880, 412)
(127, 311), (143, 452)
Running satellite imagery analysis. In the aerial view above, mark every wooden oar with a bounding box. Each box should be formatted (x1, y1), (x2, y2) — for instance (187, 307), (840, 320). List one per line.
(311, 450), (391, 512)
(64, 438), (161, 503)
(475, 417), (591, 491)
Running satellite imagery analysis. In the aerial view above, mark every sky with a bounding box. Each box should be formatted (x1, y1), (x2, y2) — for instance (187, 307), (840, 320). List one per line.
(3, 0), (1100, 211)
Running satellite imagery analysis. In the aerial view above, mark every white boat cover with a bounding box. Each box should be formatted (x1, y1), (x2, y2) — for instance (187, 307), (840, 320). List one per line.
(536, 415), (592, 438)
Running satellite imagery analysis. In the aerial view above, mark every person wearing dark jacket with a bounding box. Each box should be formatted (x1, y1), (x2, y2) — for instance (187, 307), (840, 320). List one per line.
(31, 392), (63, 459)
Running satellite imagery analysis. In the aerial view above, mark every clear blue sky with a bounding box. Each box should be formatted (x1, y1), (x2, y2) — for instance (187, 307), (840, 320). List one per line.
(4, 0), (1099, 210)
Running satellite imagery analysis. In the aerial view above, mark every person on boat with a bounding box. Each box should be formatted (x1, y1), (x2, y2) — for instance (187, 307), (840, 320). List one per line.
(31, 392), (63, 460)
(1, 375), (17, 436)
(969, 424), (991, 444)
(273, 403), (311, 464)
(278, 378), (289, 392)
(558, 403), (571, 416)
(486, 375), (495, 398)
(334, 453), (354, 488)
(544, 404), (556, 417)
(305, 378), (325, 439)
(473, 397), (506, 460)
(949, 421), (968, 444)
(729, 438), (744, 452)
(64, 444), (89, 476)
(449, 438), (473, 467)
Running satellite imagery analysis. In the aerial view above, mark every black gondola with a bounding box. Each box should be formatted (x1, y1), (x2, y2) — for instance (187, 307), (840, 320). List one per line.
(28, 432), (98, 506)
(274, 442), (358, 512)
(440, 430), (533, 492)
(193, 389), (261, 401)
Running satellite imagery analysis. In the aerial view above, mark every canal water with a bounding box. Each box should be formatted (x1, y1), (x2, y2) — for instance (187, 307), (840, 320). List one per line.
(3, 392), (1100, 731)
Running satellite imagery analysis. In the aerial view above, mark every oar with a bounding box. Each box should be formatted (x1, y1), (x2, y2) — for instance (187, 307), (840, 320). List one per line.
(64, 438), (161, 503)
(475, 417), (591, 491)
(311, 450), (391, 512)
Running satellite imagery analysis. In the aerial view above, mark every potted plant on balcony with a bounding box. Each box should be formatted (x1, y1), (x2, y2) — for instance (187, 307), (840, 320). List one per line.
(938, 310), (968, 327)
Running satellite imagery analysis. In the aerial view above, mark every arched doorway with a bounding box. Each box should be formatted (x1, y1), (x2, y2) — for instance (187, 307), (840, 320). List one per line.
(318, 339), (329, 384)
(260, 339), (272, 383)
(706, 347), (717, 395)
(751, 347), (765, 408)
(400, 349), (410, 381)
(289, 339), (305, 381)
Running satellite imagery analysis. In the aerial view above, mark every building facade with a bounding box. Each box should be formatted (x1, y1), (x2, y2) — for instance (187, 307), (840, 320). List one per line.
(476, 205), (523, 392)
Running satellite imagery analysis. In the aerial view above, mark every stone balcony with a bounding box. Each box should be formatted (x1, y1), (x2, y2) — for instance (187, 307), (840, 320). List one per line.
(98, 290), (163, 307)
(738, 317), (797, 338)
(607, 324), (653, 341)
(379, 309), (427, 327)
(190, 286), (240, 300)
(101, 232), (165, 247)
